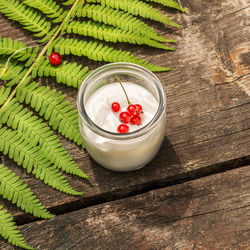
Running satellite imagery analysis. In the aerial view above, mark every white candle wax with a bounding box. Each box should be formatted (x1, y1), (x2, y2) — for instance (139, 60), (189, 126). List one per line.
(79, 82), (166, 172)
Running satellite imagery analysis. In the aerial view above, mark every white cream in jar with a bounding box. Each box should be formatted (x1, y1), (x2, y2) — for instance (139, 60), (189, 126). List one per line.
(85, 82), (158, 133)
(77, 63), (166, 172)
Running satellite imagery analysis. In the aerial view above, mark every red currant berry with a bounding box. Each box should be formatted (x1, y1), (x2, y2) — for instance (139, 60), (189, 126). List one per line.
(49, 52), (62, 66)
(119, 112), (131, 124)
(127, 104), (137, 115)
(130, 115), (141, 125)
(117, 124), (129, 133)
(111, 102), (120, 112)
(135, 104), (143, 114)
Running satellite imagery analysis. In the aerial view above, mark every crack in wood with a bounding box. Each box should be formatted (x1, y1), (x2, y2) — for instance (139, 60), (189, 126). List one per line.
(214, 6), (250, 22)
(215, 73), (250, 86)
(12, 156), (250, 226)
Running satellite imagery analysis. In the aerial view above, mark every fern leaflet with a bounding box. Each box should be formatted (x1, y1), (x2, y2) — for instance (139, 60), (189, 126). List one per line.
(0, 57), (27, 87)
(86, 0), (180, 27)
(145, 0), (187, 12)
(0, 99), (88, 178)
(33, 56), (91, 89)
(67, 20), (175, 50)
(0, 127), (82, 196)
(47, 37), (171, 72)
(0, 0), (57, 42)
(78, 4), (167, 42)
(16, 81), (84, 146)
(0, 36), (39, 66)
(22, 0), (68, 23)
(0, 205), (33, 250)
(0, 86), (11, 105)
(58, 0), (76, 5)
(0, 165), (54, 219)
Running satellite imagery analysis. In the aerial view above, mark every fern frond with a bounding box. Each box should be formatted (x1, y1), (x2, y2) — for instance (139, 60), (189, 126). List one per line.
(0, 35), (89, 88)
(0, 36), (39, 66)
(16, 81), (84, 146)
(22, 0), (68, 23)
(0, 0), (57, 42)
(86, 0), (180, 27)
(145, 0), (187, 12)
(67, 20), (175, 50)
(48, 38), (171, 72)
(0, 99), (88, 178)
(0, 205), (33, 250)
(0, 86), (11, 105)
(0, 165), (54, 219)
(78, 4), (167, 42)
(0, 127), (82, 196)
(32, 56), (91, 89)
(0, 57), (27, 87)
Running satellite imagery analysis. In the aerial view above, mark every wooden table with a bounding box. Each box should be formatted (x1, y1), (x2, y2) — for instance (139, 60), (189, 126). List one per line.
(0, 0), (250, 249)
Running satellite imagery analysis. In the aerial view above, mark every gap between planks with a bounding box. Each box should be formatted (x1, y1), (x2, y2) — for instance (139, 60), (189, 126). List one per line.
(14, 155), (250, 226)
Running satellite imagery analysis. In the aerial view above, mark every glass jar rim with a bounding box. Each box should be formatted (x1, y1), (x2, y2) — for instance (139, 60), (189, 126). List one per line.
(77, 62), (166, 140)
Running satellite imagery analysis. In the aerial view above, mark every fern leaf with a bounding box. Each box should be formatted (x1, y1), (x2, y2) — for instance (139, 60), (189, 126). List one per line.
(67, 20), (175, 50)
(0, 165), (54, 219)
(0, 36), (39, 66)
(0, 205), (33, 250)
(0, 86), (11, 105)
(86, 0), (181, 27)
(22, 0), (67, 23)
(0, 35), (89, 88)
(0, 99), (88, 178)
(0, 0), (57, 42)
(78, 4), (167, 42)
(60, 0), (186, 12)
(32, 56), (91, 89)
(15, 81), (84, 146)
(47, 38), (171, 72)
(0, 57), (27, 87)
(145, 0), (187, 12)
(0, 127), (82, 196)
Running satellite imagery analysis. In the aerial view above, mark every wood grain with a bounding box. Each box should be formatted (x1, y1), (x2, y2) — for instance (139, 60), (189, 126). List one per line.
(0, 0), (250, 223)
(1, 165), (249, 249)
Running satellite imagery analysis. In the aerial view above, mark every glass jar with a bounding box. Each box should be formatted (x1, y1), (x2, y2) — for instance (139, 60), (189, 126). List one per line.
(77, 62), (166, 172)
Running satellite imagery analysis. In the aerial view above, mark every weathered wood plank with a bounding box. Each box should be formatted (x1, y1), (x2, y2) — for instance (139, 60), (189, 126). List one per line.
(0, 0), (250, 220)
(1, 165), (249, 249)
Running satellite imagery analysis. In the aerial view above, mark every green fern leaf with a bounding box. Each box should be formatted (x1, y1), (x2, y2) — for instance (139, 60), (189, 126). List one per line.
(0, 86), (11, 105)
(0, 36), (90, 88)
(0, 127), (82, 196)
(33, 56), (91, 89)
(0, 165), (54, 219)
(0, 36), (39, 66)
(0, 0), (57, 42)
(86, 0), (181, 27)
(0, 205), (33, 250)
(16, 81), (84, 146)
(145, 0), (187, 12)
(22, 0), (68, 23)
(47, 37), (171, 72)
(78, 4), (167, 42)
(0, 57), (27, 87)
(67, 20), (175, 50)
(0, 99), (88, 178)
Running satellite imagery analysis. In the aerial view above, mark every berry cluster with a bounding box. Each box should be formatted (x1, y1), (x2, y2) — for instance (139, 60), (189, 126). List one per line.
(111, 102), (143, 133)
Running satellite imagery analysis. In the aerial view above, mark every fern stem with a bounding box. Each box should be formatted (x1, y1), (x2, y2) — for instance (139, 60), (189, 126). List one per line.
(0, 0), (83, 110)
